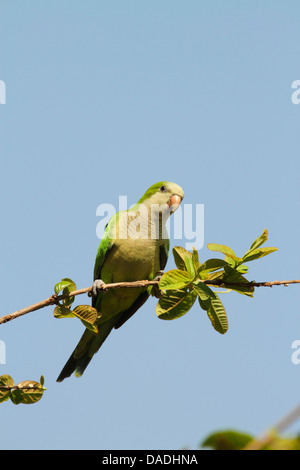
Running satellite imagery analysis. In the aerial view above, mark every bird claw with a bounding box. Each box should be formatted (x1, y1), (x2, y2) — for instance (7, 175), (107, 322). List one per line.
(152, 270), (165, 298)
(153, 270), (165, 282)
(90, 279), (107, 297)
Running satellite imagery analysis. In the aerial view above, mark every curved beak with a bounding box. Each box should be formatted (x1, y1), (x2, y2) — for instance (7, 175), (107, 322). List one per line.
(168, 194), (182, 212)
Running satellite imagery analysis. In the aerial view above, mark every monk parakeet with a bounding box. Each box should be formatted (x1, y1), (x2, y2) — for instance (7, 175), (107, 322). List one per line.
(57, 181), (184, 382)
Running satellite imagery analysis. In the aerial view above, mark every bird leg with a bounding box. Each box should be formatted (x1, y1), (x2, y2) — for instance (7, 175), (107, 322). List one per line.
(151, 270), (165, 299)
(90, 279), (108, 297)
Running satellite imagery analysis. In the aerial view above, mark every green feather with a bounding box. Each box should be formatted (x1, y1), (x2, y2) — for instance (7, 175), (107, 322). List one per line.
(136, 181), (169, 204)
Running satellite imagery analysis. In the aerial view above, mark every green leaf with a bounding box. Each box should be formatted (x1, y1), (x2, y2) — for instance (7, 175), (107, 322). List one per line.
(192, 281), (217, 301)
(172, 246), (192, 271)
(267, 435), (300, 450)
(192, 281), (216, 311)
(198, 258), (229, 272)
(0, 375), (14, 403)
(235, 264), (249, 274)
(206, 269), (227, 281)
(0, 375), (46, 405)
(192, 247), (201, 271)
(197, 259), (228, 278)
(54, 278), (76, 307)
(224, 255), (238, 267)
(249, 228), (269, 251)
(72, 305), (98, 324)
(0, 374), (14, 387)
(54, 278), (75, 294)
(172, 246), (196, 277)
(62, 280), (76, 307)
(184, 255), (196, 277)
(156, 289), (197, 320)
(197, 296), (211, 312)
(242, 228), (278, 263)
(202, 428), (300, 450)
(242, 247), (278, 263)
(9, 389), (22, 405)
(53, 304), (76, 319)
(207, 295), (228, 334)
(11, 379), (45, 405)
(54, 303), (98, 333)
(80, 321), (98, 334)
(223, 266), (254, 297)
(73, 305), (99, 333)
(159, 269), (192, 291)
(228, 286), (253, 297)
(207, 243), (241, 263)
(202, 429), (254, 450)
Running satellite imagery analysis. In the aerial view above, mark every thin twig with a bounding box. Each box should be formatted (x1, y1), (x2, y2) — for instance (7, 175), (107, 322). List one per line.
(0, 386), (44, 391)
(0, 281), (157, 325)
(0, 279), (299, 326)
(244, 401), (300, 450)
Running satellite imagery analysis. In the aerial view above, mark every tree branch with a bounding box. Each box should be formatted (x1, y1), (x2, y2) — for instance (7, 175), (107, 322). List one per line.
(0, 279), (299, 326)
(244, 401), (300, 450)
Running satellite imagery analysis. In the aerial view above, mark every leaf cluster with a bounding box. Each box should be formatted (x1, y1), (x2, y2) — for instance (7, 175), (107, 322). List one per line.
(54, 278), (98, 333)
(156, 229), (277, 334)
(52, 230), (277, 337)
(0, 374), (46, 405)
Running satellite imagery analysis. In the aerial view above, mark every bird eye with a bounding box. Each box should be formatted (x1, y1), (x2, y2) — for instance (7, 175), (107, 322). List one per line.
(160, 185), (167, 192)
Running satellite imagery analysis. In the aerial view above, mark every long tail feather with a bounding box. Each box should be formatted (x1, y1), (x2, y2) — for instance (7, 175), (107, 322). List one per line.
(56, 317), (119, 382)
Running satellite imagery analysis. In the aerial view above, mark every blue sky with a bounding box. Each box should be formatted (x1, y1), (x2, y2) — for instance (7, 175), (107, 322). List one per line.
(0, 1), (299, 450)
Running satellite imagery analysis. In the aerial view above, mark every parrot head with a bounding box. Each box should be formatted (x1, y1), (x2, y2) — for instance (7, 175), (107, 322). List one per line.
(137, 181), (184, 215)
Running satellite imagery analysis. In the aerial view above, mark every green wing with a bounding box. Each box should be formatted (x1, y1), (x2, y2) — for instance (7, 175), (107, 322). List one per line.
(93, 212), (119, 281)
(160, 239), (169, 271)
(92, 211), (123, 308)
(114, 240), (169, 329)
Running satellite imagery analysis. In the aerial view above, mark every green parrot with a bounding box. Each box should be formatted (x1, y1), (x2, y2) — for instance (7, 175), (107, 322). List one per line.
(57, 181), (184, 382)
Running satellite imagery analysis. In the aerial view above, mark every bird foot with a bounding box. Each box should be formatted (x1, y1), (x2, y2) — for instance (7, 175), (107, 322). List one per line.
(89, 279), (107, 297)
(151, 271), (165, 298)
(153, 270), (165, 281)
